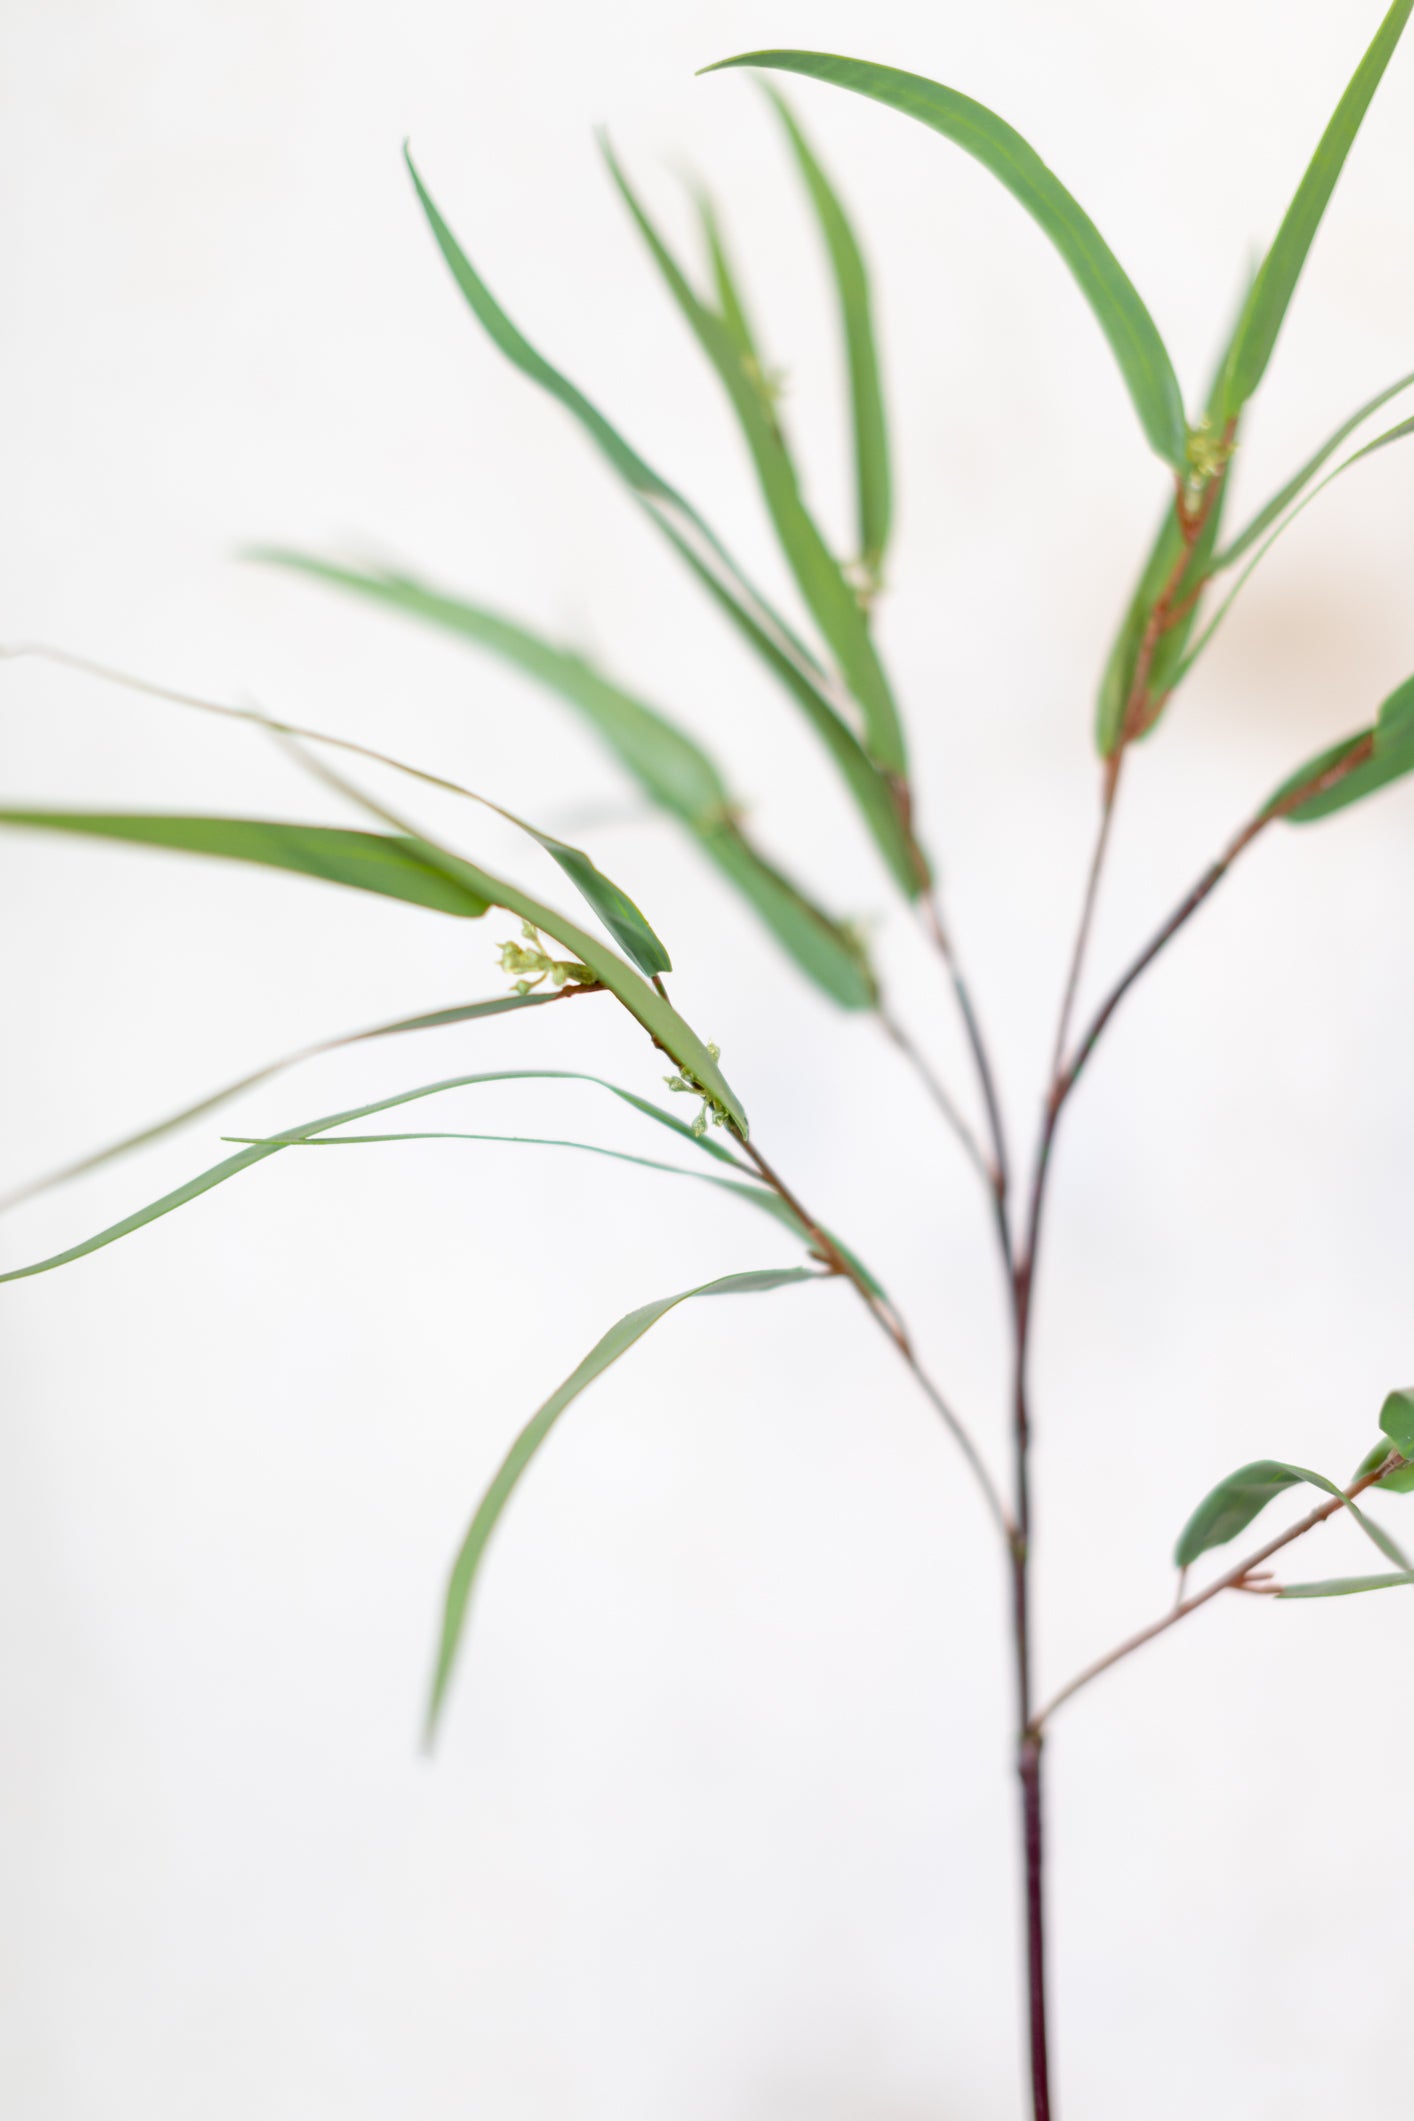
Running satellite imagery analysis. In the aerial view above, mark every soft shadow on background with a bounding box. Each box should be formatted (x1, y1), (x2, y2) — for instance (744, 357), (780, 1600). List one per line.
(3, 2), (1412, 2116)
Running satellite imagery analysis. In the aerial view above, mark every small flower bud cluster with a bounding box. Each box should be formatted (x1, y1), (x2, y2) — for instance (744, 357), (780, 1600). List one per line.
(664, 1041), (728, 1138)
(498, 921), (592, 995)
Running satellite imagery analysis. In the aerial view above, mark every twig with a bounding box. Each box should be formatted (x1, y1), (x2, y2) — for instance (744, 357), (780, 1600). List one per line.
(1029, 1455), (1405, 1731)
(876, 1000), (996, 1193)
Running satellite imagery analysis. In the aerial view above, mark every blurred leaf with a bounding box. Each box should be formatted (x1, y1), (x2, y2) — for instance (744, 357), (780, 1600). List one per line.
(703, 51), (1187, 469)
(1379, 1386), (1414, 1458)
(402, 152), (869, 772)
(0, 802), (744, 1130)
(763, 85), (892, 578)
(0, 1069), (759, 1285)
(1215, 368), (1414, 570)
(0, 989), (597, 1217)
(0, 809), (495, 918)
(1272, 673), (1414, 823)
(696, 190), (762, 362)
(1173, 1458), (1400, 1570)
(255, 552), (879, 1004)
(1217, 0), (1414, 419)
(1176, 414), (1414, 682)
(602, 141), (907, 775)
(1278, 1571), (1414, 1598)
(427, 1264), (821, 1739)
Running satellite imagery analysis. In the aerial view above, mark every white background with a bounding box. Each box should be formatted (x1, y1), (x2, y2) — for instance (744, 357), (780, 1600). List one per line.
(3, 2), (1413, 2115)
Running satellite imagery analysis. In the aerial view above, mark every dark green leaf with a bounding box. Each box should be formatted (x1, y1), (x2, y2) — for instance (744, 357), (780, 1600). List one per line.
(1217, 0), (1414, 418)
(427, 1264), (821, 1739)
(763, 85), (892, 577)
(1278, 1571), (1414, 1598)
(703, 51), (1187, 469)
(602, 141), (907, 774)
(0, 810), (494, 919)
(1173, 1458), (1397, 1570)
(254, 551), (881, 1003)
(1215, 368), (1414, 571)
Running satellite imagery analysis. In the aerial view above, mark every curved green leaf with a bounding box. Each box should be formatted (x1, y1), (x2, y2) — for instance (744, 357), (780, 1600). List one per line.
(602, 141), (906, 774)
(253, 551), (880, 1003)
(1218, 0), (1414, 419)
(0, 810), (495, 919)
(0, 989), (597, 1218)
(703, 51), (1187, 469)
(1216, 368), (1414, 572)
(0, 1070), (750, 1285)
(427, 1264), (821, 1739)
(1174, 1458), (1404, 1570)
(764, 85), (891, 577)
(1379, 1387), (1414, 1458)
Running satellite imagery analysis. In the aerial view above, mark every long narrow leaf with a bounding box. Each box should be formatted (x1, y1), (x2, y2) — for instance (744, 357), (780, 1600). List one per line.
(0, 799), (745, 1131)
(0, 811), (495, 919)
(704, 51), (1187, 469)
(602, 141), (907, 774)
(1278, 1571), (1414, 1598)
(1218, 0), (1414, 417)
(427, 1264), (821, 1738)
(1216, 367), (1414, 570)
(764, 85), (892, 578)
(0, 989), (597, 1217)
(0, 1070), (751, 1285)
(254, 552), (880, 1001)
(1273, 674), (1414, 825)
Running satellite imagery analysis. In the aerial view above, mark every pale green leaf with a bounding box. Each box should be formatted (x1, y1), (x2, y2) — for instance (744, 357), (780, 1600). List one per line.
(1278, 1571), (1414, 1598)
(1215, 368), (1414, 571)
(427, 1264), (821, 1738)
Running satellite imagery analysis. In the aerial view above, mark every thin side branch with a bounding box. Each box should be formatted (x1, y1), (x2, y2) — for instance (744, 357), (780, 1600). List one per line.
(877, 1000), (996, 1193)
(1030, 1454), (1406, 1731)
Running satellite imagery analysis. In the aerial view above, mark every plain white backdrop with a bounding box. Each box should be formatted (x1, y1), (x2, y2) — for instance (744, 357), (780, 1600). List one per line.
(3, 1), (1413, 2115)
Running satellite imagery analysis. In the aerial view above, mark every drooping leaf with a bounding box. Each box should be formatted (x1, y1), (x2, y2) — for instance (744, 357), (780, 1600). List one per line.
(1278, 1571), (1414, 1598)
(0, 810), (495, 919)
(1270, 673), (1414, 824)
(223, 1124), (885, 1296)
(253, 552), (880, 1002)
(1173, 1458), (1400, 1570)
(0, 803), (744, 1130)
(1217, 0), (1414, 419)
(703, 52), (1187, 469)
(0, 989), (598, 1217)
(764, 85), (892, 578)
(1215, 368), (1414, 571)
(426, 1264), (821, 1739)
(602, 141), (907, 775)
(0, 1069), (754, 1285)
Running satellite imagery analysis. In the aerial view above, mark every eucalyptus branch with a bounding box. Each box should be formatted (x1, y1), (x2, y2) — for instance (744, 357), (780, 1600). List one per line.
(1030, 1454), (1408, 1731)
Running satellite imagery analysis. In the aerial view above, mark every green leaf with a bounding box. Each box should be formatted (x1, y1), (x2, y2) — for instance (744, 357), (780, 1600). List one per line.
(1215, 368), (1414, 571)
(695, 189), (762, 363)
(602, 140), (907, 775)
(1278, 1571), (1414, 1598)
(1379, 1386), (1414, 1458)
(1173, 1458), (1398, 1570)
(0, 810), (495, 919)
(1176, 414), (1414, 682)
(1272, 672), (1414, 823)
(763, 85), (892, 577)
(1217, 0), (1414, 418)
(0, 1069), (753, 1285)
(0, 801), (744, 1131)
(703, 51), (1187, 469)
(427, 1264), (821, 1739)
(254, 551), (880, 1003)
(0, 989), (596, 1217)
